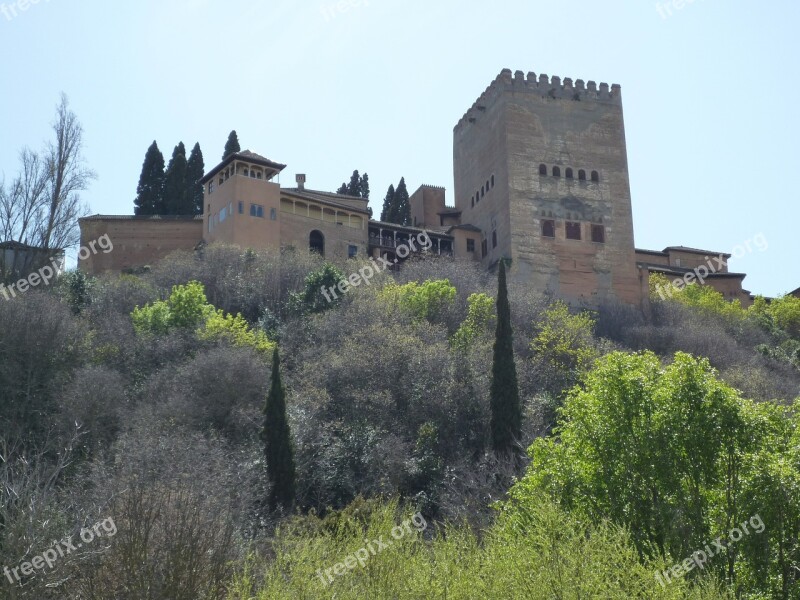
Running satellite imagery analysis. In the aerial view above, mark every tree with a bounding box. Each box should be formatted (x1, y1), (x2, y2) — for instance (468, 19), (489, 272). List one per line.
(262, 347), (296, 511)
(360, 172), (370, 200)
(0, 93), (94, 251)
(489, 259), (521, 454)
(380, 184), (395, 222)
(336, 170), (370, 199)
(185, 142), (205, 215)
(133, 141), (165, 215)
(391, 177), (411, 226)
(163, 142), (188, 215)
(347, 170), (361, 196)
(223, 130), (240, 160)
(336, 183), (348, 195)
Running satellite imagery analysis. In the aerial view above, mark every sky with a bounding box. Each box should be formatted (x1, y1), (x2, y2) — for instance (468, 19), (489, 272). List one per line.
(0, 0), (797, 296)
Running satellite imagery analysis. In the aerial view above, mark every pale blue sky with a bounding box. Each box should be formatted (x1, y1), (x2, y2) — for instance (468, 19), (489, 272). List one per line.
(1, 0), (797, 296)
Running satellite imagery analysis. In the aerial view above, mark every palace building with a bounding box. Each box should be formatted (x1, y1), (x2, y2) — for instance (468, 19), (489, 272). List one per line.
(79, 68), (754, 308)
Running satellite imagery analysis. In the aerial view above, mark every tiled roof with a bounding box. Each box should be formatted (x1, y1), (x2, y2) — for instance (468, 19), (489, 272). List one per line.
(79, 214), (202, 221)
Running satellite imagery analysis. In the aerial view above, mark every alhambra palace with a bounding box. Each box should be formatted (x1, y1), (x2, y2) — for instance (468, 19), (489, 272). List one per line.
(79, 68), (757, 308)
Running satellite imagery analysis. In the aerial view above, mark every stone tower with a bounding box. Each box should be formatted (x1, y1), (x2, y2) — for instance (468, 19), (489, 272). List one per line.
(453, 68), (641, 305)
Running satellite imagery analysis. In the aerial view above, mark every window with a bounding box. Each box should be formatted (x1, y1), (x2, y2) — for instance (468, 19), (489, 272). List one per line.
(578, 169), (586, 181)
(348, 244), (358, 258)
(476, 190), (480, 203)
(541, 219), (555, 238)
(552, 166), (561, 177)
(208, 182), (214, 193)
(471, 197), (474, 207)
(482, 239), (488, 257)
(591, 224), (605, 243)
(492, 231), (497, 248)
(485, 179), (490, 192)
(481, 186), (485, 198)
(310, 230), (324, 255)
(566, 221), (582, 240)
(250, 204), (264, 218)
(565, 168), (573, 179)
(270, 207), (277, 221)
(219, 207), (227, 223)
(238, 201), (243, 214)
(491, 174), (495, 188)
(591, 170), (600, 182)
(539, 164), (547, 176)
(467, 238), (475, 252)
(243, 168), (249, 177)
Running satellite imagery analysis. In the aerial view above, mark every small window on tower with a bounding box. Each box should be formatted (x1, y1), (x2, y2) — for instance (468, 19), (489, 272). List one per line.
(552, 166), (561, 177)
(238, 201), (243, 214)
(539, 164), (547, 176)
(467, 238), (475, 252)
(578, 169), (586, 181)
(566, 168), (573, 179)
(348, 244), (358, 258)
(541, 219), (556, 238)
(566, 221), (582, 240)
(492, 231), (498, 248)
(491, 174), (495, 188)
(270, 208), (277, 221)
(591, 224), (605, 243)
(591, 170), (600, 182)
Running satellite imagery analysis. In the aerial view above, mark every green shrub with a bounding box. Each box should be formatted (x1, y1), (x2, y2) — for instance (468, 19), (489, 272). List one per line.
(379, 279), (456, 322)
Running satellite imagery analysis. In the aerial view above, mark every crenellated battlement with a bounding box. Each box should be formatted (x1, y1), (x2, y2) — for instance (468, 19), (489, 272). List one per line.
(455, 68), (622, 131)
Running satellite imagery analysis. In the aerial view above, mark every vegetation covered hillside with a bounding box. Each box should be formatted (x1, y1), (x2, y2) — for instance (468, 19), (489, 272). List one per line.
(1, 247), (798, 599)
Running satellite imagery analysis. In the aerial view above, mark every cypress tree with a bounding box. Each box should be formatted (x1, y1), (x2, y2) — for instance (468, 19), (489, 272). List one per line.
(380, 184), (395, 221)
(392, 177), (411, 225)
(261, 347), (296, 511)
(336, 183), (348, 195)
(346, 170), (361, 196)
(163, 142), (188, 215)
(223, 130), (241, 160)
(360, 172), (370, 199)
(185, 142), (205, 215)
(133, 141), (165, 215)
(489, 259), (521, 454)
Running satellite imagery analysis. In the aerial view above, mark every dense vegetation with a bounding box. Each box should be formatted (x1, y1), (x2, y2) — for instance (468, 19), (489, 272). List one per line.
(1, 247), (798, 599)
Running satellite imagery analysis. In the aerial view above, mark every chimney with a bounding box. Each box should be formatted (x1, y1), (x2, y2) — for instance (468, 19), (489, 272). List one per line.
(296, 173), (306, 190)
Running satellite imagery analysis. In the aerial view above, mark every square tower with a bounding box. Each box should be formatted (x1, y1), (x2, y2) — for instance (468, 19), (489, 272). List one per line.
(454, 69), (641, 305)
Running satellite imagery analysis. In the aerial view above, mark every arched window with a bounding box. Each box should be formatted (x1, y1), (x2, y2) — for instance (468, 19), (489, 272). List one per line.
(539, 164), (547, 176)
(565, 168), (573, 179)
(491, 174), (495, 188)
(591, 170), (600, 182)
(243, 168), (249, 177)
(578, 169), (586, 181)
(552, 166), (561, 177)
(309, 230), (325, 256)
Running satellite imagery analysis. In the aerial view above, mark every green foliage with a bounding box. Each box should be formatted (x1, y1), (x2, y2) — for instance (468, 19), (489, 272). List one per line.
(379, 278), (456, 322)
(132, 281), (274, 354)
(489, 260), (521, 454)
(223, 130), (240, 159)
(531, 300), (598, 373)
(650, 273), (746, 321)
(185, 142), (205, 215)
(225, 497), (728, 599)
(262, 347), (296, 511)
(58, 269), (93, 314)
(513, 349), (800, 596)
(451, 292), (494, 351)
(133, 140), (165, 215)
(402, 422), (444, 514)
(163, 142), (189, 215)
(287, 262), (346, 314)
(199, 309), (275, 355)
(751, 293), (800, 339)
(335, 170), (369, 198)
(380, 183), (395, 221)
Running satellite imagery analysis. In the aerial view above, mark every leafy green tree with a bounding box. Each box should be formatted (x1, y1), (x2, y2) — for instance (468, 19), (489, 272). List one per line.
(751, 293), (800, 339)
(133, 141), (165, 215)
(185, 142), (205, 215)
(379, 279), (456, 322)
(489, 260), (521, 454)
(347, 170), (361, 196)
(262, 347), (296, 511)
(223, 130), (240, 159)
(287, 263), (346, 314)
(359, 172), (369, 199)
(132, 280), (212, 334)
(380, 184), (395, 221)
(163, 142), (188, 215)
(335, 171), (370, 198)
(451, 292), (495, 351)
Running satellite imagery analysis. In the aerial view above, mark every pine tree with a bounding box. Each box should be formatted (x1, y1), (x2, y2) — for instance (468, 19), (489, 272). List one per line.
(223, 130), (241, 160)
(185, 142), (205, 215)
(336, 183), (348, 195)
(133, 141), (165, 215)
(392, 177), (411, 225)
(261, 347), (296, 511)
(489, 259), (521, 454)
(347, 170), (361, 196)
(163, 142), (188, 215)
(380, 184), (395, 222)
(360, 172), (370, 199)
